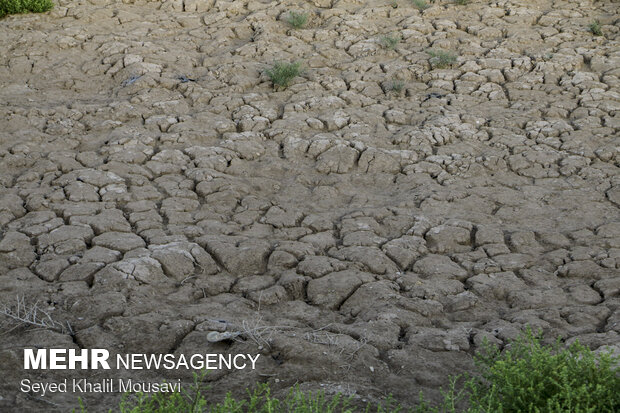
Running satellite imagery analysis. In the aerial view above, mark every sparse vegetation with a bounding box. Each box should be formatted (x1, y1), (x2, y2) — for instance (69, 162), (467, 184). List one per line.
(427, 49), (457, 69)
(589, 20), (603, 36)
(386, 79), (405, 94)
(455, 0), (469, 5)
(74, 373), (361, 413)
(72, 328), (619, 412)
(0, 0), (53, 18)
(380, 34), (400, 50)
(73, 328), (620, 412)
(456, 329), (620, 412)
(409, 328), (620, 412)
(266, 61), (303, 89)
(389, 0), (398, 8)
(410, 0), (429, 11)
(287, 11), (308, 29)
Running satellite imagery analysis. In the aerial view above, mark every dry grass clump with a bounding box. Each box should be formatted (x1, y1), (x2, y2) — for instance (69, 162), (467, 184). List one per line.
(1, 296), (72, 334)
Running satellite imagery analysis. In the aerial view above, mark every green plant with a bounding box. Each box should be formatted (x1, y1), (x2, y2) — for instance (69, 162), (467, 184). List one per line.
(410, 0), (429, 11)
(410, 328), (620, 412)
(0, 0), (53, 18)
(74, 328), (620, 412)
(380, 34), (401, 50)
(589, 20), (603, 36)
(455, 0), (469, 5)
(386, 79), (405, 94)
(266, 61), (303, 89)
(465, 328), (620, 412)
(426, 49), (457, 68)
(287, 11), (308, 29)
(75, 376), (363, 413)
(389, 0), (398, 8)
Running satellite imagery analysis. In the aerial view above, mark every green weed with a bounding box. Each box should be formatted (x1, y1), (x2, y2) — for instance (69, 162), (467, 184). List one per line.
(426, 49), (457, 68)
(287, 11), (308, 29)
(589, 20), (603, 36)
(386, 79), (405, 94)
(464, 328), (620, 412)
(380, 34), (401, 50)
(266, 61), (303, 89)
(73, 328), (620, 412)
(75, 374), (360, 413)
(410, 0), (429, 11)
(414, 328), (620, 412)
(0, 0), (53, 18)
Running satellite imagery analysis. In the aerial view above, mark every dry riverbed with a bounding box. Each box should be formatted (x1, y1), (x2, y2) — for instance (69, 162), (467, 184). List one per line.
(0, 0), (619, 411)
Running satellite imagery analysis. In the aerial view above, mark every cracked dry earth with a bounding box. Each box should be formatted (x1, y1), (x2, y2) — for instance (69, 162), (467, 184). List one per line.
(0, 0), (619, 411)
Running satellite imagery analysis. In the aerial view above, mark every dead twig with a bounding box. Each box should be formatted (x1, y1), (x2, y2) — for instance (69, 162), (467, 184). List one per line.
(1, 296), (69, 335)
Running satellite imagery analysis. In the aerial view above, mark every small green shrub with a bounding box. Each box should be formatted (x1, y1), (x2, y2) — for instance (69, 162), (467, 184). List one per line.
(380, 34), (400, 50)
(410, 0), (429, 11)
(386, 79), (405, 94)
(0, 0), (53, 18)
(589, 20), (603, 36)
(287, 11), (308, 29)
(266, 61), (303, 89)
(389, 0), (398, 8)
(455, 0), (469, 5)
(426, 49), (457, 68)
(466, 329), (620, 412)
(415, 328), (620, 412)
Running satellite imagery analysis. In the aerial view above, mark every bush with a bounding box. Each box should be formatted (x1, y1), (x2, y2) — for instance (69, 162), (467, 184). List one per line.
(417, 328), (620, 412)
(380, 35), (400, 50)
(287, 11), (308, 29)
(0, 0), (53, 18)
(464, 329), (620, 412)
(426, 49), (457, 69)
(265, 61), (303, 89)
(410, 0), (429, 11)
(385, 79), (405, 94)
(589, 20), (603, 36)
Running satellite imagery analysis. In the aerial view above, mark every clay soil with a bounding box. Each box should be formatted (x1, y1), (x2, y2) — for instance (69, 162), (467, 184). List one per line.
(0, 0), (619, 411)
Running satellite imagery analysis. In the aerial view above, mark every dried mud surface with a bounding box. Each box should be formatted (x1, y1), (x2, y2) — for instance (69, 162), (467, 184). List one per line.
(0, 0), (619, 411)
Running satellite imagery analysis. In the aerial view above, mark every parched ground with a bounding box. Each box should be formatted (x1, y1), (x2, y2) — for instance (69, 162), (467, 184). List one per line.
(0, 0), (619, 411)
